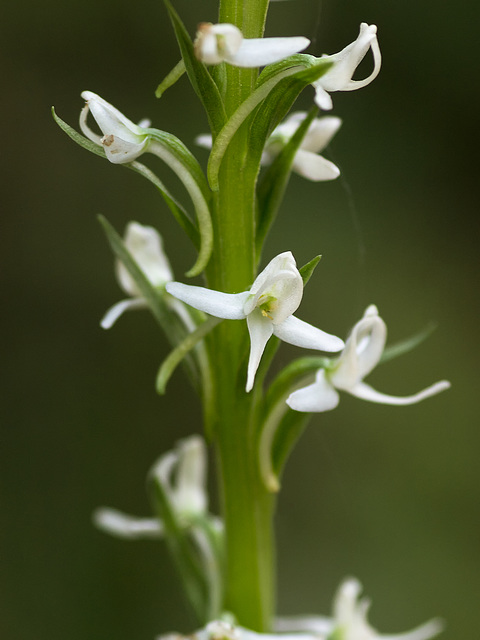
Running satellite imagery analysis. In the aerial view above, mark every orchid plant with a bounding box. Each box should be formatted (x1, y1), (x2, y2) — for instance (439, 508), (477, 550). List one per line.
(53, 0), (449, 639)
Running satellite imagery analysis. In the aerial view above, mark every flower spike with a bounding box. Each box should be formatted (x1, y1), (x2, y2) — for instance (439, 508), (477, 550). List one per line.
(287, 305), (450, 412)
(194, 22), (310, 68)
(167, 252), (344, 391)
(313, 23), (382, 110)
(80, 91), (150, 163)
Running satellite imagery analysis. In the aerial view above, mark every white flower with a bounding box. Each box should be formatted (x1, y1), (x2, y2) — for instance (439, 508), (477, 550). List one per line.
(158, 620), (320, 640)
(276, 578), (444, 640)
(194, 22), (310, 67)
(101, 222), (174, 329)
(80, 91), (150, 163)
(94, 436), (208, 539)
(166, 252), (344, 392)
(313, 23), (382, 110)
(264, 111), (341, 181)
(287, 305), (450, 412)
(150, 435), (208, 519)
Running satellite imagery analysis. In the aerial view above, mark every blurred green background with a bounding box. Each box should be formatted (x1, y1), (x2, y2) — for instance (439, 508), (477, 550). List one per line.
(2, 0), (478, 638)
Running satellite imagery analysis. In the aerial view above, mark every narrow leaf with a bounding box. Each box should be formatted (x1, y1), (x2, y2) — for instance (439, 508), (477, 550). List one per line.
(246, 60), (333, 172)
(163, 0), (226, 137)
(52, 107), (105, 158)
(149, 475), (208, 621)
(299, 255), (322, 287)
(129, 161), (199, 247)
(256, 107), (319, 254)
(258, 356), (331, 491)
(380, 323), (437, 364)
(148, 135), (213, 276)
(156, 316), (222, 394)
(207, 66), (300, 190)
(155, 59), (186, 98)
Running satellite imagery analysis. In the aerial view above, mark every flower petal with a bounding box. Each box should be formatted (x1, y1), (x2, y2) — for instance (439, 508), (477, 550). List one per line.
(275, 616), (333, 635)
(318, 23), (381, 93)
(244, 252), (303, 322)
(300, 116), (342, 153)
(195, 133), (213, 149)
(117, 222), (173, 296)
(226, 36), (310, 67)
(349, 380), (451, 405)
(173, 436), (208, 516)
(273, 315), (344, 351)
(246, 311), (274, 391)
(81, 91), (145, 141)
(100, 298), (147, 329)
(195, 23), (244, 65)
(286, 369), (340, 412)
(330, 304), (386, 390)
(93, 507), (163, 539)
(292, 149), (340, 181)
(313, 84), (334, 110)
(381, 618), (445, 640)
(166, 282), (249, 319)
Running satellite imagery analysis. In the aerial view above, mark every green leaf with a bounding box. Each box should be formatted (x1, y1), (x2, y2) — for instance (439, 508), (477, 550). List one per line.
(163, 0), (226, 137)
(147, 132), (213, 277)
(156, 316), (222, 394)
(270, 410), (310, 480)
(258, 356), (331, 491)
(206, 58), (332, 191)
(52, 108), (200, 248)
(149, 472), (208, 622)
(299, 254), (322, 287)
(206, 65), (300, 190)
(381, 322), (437, 364)
(155, 59), (186, 98)
(52, 106), (105, 158)
(129, 160), (199, 247)
(246, 59), (333, 172)
(256, 107), (319, 255)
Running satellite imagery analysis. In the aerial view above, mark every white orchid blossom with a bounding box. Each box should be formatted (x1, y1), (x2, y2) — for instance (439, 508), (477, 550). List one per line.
(94, 436), (208, 539)
(157, 580), (442, 640)
(196, 111), (341, 182)
(276, 578), (444, 640)
(101, 222), (174, 329)
(166, 252), (344, 392)
(194, 22), (310, 67)
(313, 23), (382, 110)
(287, 305), (450, 412)
(80, 91), (151, 163)
(158, 619), (321, 640)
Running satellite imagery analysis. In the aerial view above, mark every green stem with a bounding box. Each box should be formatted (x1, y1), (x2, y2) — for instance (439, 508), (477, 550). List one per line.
(202, 0), (274, 630)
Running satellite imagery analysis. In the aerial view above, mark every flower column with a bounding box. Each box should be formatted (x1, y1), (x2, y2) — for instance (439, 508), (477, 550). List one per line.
(205, 0), (273, 631)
